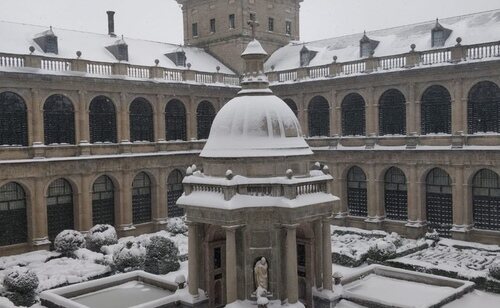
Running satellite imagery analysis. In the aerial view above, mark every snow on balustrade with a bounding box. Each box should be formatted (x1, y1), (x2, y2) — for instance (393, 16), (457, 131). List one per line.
(309, 66), (330, 79)
(163, 70), (183, 81)
(223, 75), (240, 86)
(0, 55), (25, 68)
(278, 70), (297, 82)
(195, 72), (214, 84)
(467, 42), (500, 60)
(296, 182), (327, 195)
(342, 61), (366, 75)
(87, 63), (112, 75)
(192, 184), (223, 194)
(420, 49), (451, 65)
(127, 66), (150, 79)
(246, 185), (274, 197)
(379, 55), (406, 70)
(41, 59), (71, 71)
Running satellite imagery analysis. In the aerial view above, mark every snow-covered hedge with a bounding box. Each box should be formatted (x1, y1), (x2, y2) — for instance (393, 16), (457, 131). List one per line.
(2, 267), (39, 307)
(54, 230), (86, 256)
(144, 236), (180, 275)
(113, 241), (146, 272)
(489, 261), (500, 280)
(367, 238), (397, 262)
(86, 224), (118, 252)
(165, 217), (188, 235)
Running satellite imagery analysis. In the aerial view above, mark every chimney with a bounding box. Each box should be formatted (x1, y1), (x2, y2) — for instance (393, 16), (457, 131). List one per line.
(107, 11), (116, 37)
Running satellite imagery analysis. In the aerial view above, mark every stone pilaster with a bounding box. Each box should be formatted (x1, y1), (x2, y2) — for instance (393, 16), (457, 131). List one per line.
(322, 217), (333, 290)
(78, 90), (90, 145)
(117, 171), (134, 234)
(78, 174), (93, 231)
(224, 226), (239, 304)
(156, 94), (166, 142)
(314, 220), (323, 289)
(119, 92), (130, 143)
(285, 224), (299, 304)
(32, 178), (50, 248)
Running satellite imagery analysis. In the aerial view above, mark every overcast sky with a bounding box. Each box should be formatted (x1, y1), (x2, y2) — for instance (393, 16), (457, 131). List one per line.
(0, 0), (498, 44)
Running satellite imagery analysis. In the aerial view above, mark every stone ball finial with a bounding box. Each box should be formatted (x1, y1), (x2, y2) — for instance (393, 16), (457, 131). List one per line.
(186, 166), (193, 175)
(76, 51), (82, 58)
(286, 169), (293, 179)
(175, 275), (186, 289)
(410, 44), (416, 52)
(333, 55), (338, 63)
(191, 164), (197, 172)
(154, 59), (160, 66)
(456, 37), (462, 46)
(333, 272), (343, 285)
(29, 46), (35, 54)
(226, 169), (234, 180)
(313, 161), (321, 170)
(216, 65), (220, 72)
(187, 62), (192, 69)
(322, 165), (330, 174)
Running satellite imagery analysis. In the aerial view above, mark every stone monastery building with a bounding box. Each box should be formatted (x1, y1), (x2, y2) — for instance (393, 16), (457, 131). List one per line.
(1, 0), (500, 256)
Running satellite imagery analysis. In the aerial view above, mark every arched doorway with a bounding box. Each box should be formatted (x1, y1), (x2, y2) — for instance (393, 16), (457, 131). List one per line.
(47, 178), (74, 242)
(472, 169), (500, 231)
(167, 170), (184, 217)
(347, 166), (367, 217)
(0, 182), (27, 246)
(92, 175), (115, 226)
(132, 172), (152, 224)
(384, 167), (408, 221)
(425, 168), (453, 237)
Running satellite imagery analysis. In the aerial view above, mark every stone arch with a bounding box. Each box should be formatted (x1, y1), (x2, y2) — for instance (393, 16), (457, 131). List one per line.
(92, 175), (116, 226)
(129, 97), (154, 142)
(425, 168), (453, 237)
(383, 167), (408, 221)
(132, 171), (153, 224)
(0, 182), (28, 246)
(346, 166), (367, 217)
(43, 94), (75, 145)
(308, 96), (330, 137)
(197, 100), (216, 140)
(379, 89), (406, 136)
(165, 99), (187, 141)
(89, 95), (117, 143)
(341, 93), (366, 136)
(46, 178), (75, 242)
(421, 85), (452, 135)
(0, 91), (28, 146)
(467, 81), (500, 134)
(471, 169), (500, 231)
(167, 169), (185, 217)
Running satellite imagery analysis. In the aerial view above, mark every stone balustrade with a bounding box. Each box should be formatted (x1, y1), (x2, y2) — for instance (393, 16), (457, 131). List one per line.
(267, 40), (500, 83)
(0, 53), (241, 86)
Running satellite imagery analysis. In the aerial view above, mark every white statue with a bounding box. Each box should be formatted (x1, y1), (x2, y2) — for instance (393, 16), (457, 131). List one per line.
(254, 257), (268, 290)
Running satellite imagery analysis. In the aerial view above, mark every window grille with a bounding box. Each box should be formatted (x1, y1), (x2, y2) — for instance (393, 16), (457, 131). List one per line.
(384, 167), (407, 221)
(379, 89), (406, 136)
(229, 14), (235, 29)
(342, 93), (366, 136)
(47, 178), (74, 242)
(421, 85), (451, 135)
(167, 170), (184, 217)
(472, 169), (500, 231)
(197, 101), (216, 140)
(89, 96), (117, 143)
(425, 168), (453, 237)
(192, 23), (198, 37)
(308, 96), (330, 137)
(129, 98), (154, 142)
(210, 19), (216, 33)
(92, 175), (115, 226)
(467, 81), (500, 134)
(0, 92), (28, 146)
(268, 18), (274, 32)
(44, 94), (75, 145)
(0, 182), (27, 246)
(132, 172), (152, 224)
(347, 166), (367, 217)
(166, 100), (187, 141)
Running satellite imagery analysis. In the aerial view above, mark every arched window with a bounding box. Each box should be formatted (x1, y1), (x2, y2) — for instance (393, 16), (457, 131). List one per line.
(132, 172), (152, 224)
(0, 92), (28, 146)
(165, 99), (187, 141)
(425, 168), (453, 238)
(44, 94), (75, 145)
(0, 182), (27, 246)
(284, 99), (299, 117)
(384, 167), (407, 221)
(129, 98), (154, 142)
(89, 96), (117, 143)
(92, 175), (115, 226)
(421, 85), (451, 135)
(467, 81), (500, 134)
(472, 169), (500, 231)
(308, 96), (330, 137)
(197, 101), (216, 140)
(47, 178), (74, 242)
(379, 89), (406, 136)
(342, 93), (366, 136)
(167, 170), (184, 217)
(347, 166), (367, 217)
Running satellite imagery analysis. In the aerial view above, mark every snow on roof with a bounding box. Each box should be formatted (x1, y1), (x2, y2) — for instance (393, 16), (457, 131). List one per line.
(265, 9), (500, 71)
(0, 20), (234, 74)
(200, 94), (312, 158)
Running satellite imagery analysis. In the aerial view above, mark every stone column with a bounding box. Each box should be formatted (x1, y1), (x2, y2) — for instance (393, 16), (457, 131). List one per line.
(406, 82), (417, 135)
(117, 171), (134, 232)
(32, 178), (50, 248)
(314, 220), (323, 289)
(78, 90), (90, 144)
(224, 226), (238, 304)
(119, 93), (130, 143)
(330, 90), (338, 137)
(31, 89), (45, 154)
(187, 96), (197, 140)
(187, 222), (200, 297)
(451, 79), (466, 134)
(79, 174), (93, 231)
(153, 169), (167, 229)
(285, 224), (299, 304)
(156, 94), (166, 142)
(322, 217), (333, 290)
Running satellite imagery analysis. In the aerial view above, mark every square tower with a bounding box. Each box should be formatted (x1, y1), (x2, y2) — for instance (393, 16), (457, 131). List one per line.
(176, 0), (303, 73)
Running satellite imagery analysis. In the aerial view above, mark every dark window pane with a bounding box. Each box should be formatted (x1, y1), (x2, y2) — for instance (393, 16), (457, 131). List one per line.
(44, 94), (75, 145)
(130, 98), (154, 142)
(421, 86), (451, 135)
(165, 100), (187, 141)
(197, 101), (216, 140)
(47, 179), (74, 242)
(426, 168), (452, 237)
(0, 92), (28, 146)
(468, 81), (500, 134)
(0, 182), (27, 245)
(132, 172), (152, 224)
(342, 93), (366, 136)
(89, 96), (117, 143)
(308, 96), (329, 137)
